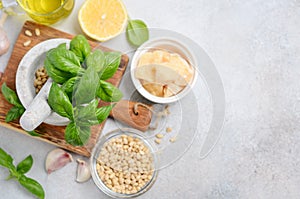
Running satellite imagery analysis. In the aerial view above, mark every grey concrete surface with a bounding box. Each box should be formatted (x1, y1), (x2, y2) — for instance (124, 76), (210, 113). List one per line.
(0, 0), (300, 198)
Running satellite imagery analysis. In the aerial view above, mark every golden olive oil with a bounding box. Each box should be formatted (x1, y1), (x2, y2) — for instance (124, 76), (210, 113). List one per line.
(17, 0), (74, 24)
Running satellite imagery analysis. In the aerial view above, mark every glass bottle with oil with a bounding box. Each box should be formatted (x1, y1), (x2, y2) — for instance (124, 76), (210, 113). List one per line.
(0, 0), (74, 24)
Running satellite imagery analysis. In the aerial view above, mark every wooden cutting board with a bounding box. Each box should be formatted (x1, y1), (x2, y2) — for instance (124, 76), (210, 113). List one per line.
(0, 21), (129, 157)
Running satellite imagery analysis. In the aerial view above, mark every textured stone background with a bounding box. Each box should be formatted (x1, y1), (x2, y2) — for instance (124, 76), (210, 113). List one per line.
(0, 0), (300, 198)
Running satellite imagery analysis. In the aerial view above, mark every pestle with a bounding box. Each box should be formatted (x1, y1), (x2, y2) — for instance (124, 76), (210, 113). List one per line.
(20, 79), (53, 131)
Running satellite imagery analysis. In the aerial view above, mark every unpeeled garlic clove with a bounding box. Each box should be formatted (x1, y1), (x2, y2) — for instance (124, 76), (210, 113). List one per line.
(0, 27), (9, 55)
(76, 159), (91, 183)
(45, 148), (73, 174)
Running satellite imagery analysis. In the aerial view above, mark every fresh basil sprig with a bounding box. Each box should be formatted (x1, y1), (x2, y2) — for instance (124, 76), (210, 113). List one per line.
(45, 35), (123, 146)
(1, 83), (25, 122)
(126, 19), (149, 47)
(0, 148), (45, 199)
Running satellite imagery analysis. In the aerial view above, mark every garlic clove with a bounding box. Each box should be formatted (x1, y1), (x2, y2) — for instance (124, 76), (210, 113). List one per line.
(0, 27), (10, 55)
(45, 148), (73, 174)
(76, 159), (91, 183)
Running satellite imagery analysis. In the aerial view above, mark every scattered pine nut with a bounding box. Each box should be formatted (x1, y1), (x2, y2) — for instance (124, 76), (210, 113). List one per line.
(155, 133), (164, 139)
(35, 28), (40, 36)
(170, 137), (177, 143)
(25, 30), (32, 36)
(23, 40), (31, 47)
(166, 127), (172, 133)
(154, 139), (161, 144)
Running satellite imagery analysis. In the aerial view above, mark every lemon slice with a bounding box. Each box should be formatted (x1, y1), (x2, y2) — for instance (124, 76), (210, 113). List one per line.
(78, 0), (128, 42)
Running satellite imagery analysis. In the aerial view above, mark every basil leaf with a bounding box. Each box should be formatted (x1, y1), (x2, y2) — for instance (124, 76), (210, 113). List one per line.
(126, 19), (149, 47)
(70, 34), (91, 63)
(97, 80), (122, 102)
(65, 121), (91, 146)
(27, 131), (41, 137)
(19, 175), (45, 199)
(96, 104), (114, 123)
(73, 66), (99, 105)
(74, 99), (99, 126)
(100, 52), (121, 80)
(61, 76), (78, 93)
(86, 49), (105, 72)
(16, 155), (33, 174)
(1, 83), (23, 107)
(47, 47), (83, 75)
(44, 58), (73, 84)
(5, 106), (25, 123)
(57, 43), (67, 50)
(0, 148), (14, 169)
(48, 82), (73, 119)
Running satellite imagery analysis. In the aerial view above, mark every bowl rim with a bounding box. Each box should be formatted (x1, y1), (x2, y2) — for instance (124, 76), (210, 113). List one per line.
(90, 128), (158, 198)
(130, 37), (198, 104)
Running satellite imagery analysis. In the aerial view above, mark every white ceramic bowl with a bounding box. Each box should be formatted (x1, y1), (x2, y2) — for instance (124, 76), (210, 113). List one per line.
(16, 38), (70, 126)
(130, 37), (198, 104)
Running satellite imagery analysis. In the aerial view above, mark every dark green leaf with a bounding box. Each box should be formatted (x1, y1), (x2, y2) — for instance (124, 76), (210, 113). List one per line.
(97, 80), (123, 102)
(86, 49), (105, 72)
(0, 148), (14, 169)
(5, 106), (25, 123)
(126, 19), (149, 47)
(44, 58), (73, 84)
(70, 35), (91, 63)
(48, 82), (73, 119)
(1, 83), (23, 107)
(73, 66), (99, 105)
(100, 52), (121, 80)
(16, 155), (33, 174)
(65, 122), (91, 146)
(19, 175), (45, 199)
(47, 47), (83, 75)
(96, 104), (114, 123)
(74, 99), (99, 126)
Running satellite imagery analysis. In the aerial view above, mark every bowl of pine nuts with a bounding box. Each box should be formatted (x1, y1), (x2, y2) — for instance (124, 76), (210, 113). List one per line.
(90, 128), (158, 198)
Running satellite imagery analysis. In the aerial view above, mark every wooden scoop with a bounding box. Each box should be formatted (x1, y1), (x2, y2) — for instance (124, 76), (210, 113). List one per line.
(108, 100), (153, 132)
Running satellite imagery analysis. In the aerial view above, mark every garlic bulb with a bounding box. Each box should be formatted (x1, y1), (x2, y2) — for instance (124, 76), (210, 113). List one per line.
(76, 159), (91, 183)
(45, 148), (73, 174)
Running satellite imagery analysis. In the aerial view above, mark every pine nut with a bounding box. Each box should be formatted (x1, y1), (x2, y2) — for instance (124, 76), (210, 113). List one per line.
(170, 137), (177, 143)
(35, 28), (40, 36)
(23, 40), (31, 47)
(25, 30), (32, 36)
(154, 139), (161, 144)
(166, 127), (172, 133)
